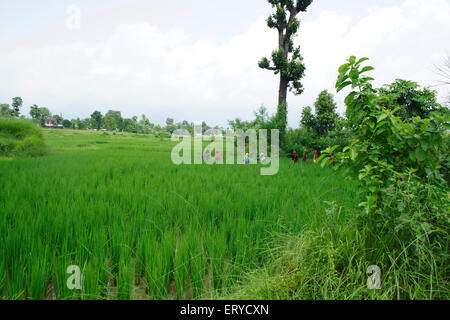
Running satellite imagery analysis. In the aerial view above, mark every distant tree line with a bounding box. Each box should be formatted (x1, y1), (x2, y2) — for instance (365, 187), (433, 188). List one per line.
(226, 78), (448, 157)
(1, 77), (446, 149)
(0, 97), (218, 135)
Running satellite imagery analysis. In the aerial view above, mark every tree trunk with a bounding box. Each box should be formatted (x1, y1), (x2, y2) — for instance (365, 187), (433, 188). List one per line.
(278, 75), (288, 107)
(277, 29), (289, 122)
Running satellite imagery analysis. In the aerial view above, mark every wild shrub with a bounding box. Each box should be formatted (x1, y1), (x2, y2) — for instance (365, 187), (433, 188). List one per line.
(0, 118), (47, 157)
(319, 56), (449, 298)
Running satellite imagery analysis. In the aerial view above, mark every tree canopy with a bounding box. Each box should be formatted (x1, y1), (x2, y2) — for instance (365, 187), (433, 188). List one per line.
(258, 0), (313, 146)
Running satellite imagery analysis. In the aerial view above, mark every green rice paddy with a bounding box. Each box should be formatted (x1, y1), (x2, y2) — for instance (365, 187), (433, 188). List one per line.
(0, 129), (358, 299)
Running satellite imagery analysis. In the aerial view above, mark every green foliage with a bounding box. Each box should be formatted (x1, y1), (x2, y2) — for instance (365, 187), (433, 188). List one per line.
(314, 90), (338, 136)
(71, 117), (90, 130)
(90, 111), (103, 130)
(323, 56), (449, 211)
(0, 104), (12, 118)
(317, 56), (449, 298)
(293, 90), (349, 154)
(29, 105), (51, 126)
(285, 126), (350, 158)
(104, 110), (123, 131)
(165, 117), (177, 134)
(336, 56), (375, 128)
(123, 118), (137, 133)
(104, 113), (118, 131)
(259, 0), (313, 142)
(299, 106), (314, 130)
(378, 79), (443, 121)
(0, 118), (47, 157)
(225, 193), (449, 300)
(11, 97), (23, 118)
(62, 119), (72, 128)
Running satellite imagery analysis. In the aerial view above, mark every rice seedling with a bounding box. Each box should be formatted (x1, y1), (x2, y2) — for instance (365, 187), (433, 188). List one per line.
(0, 129), (359, 299)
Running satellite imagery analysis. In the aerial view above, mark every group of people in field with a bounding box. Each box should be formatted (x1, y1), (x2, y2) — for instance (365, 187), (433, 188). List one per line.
(202, 149), (267, 164)
(291, 149), (335, 166)
(203, 149), (334, 166)
(203, 149), (221, 162)
(243, 152), (265, 165)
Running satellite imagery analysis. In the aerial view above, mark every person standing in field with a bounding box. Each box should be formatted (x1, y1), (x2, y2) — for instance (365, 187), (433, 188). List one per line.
(215, 150), (220, 163)
(260, 152), (266, 163)
(203, 149), (210, 162)
(292, 150), (299, 163)
(331, 153), (335, 166)
(313, 150), (318, 164)
(243, 153), (250, 165)
(303, 149), (308, 163)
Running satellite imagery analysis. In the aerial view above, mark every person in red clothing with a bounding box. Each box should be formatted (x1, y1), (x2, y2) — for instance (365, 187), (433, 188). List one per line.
(313, 150), (318, 164)
(215, 150), (221, 163)
(302, 149), (307, 163)
(292, 150), (299, 163)
(330, 153), (335, 166)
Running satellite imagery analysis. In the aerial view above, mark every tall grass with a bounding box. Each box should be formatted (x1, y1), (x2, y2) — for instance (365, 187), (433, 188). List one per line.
(0, 118), (47, 157)
(0, 129), (358, 299)
(223, 194), (449, 300)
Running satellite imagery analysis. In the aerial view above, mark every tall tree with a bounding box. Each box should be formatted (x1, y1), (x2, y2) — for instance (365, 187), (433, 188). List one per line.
(123, 118), (137, 133)
(29, 105), (51, 126)
(29, 104), (41, 121)
(258, 0), (313, 136)
(11, 97), (23, 117)
(314, 90), (338, 136)
(62, 119), (72, 128)
(253, 105), (270, 129)
(90, 111), (103, 130)
(165, 117), (177, 133)
(104, 114), (118, 131)
(299, 106), (315, 131)
(105, 110), (123, 131)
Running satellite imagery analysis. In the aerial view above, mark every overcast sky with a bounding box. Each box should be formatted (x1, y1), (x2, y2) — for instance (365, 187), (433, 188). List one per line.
(1, 0), (449, 127)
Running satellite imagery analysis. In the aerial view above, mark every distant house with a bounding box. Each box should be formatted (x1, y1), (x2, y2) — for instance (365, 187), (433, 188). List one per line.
(44, 117), (57, 127)
(44, 117), (63, 128)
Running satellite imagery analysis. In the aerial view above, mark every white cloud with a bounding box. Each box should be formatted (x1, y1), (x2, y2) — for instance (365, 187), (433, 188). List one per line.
(295, 0), (450, 122)
(0, 0), (449, 126)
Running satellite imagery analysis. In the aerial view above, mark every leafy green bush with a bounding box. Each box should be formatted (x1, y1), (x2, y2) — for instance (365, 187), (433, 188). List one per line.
(285, 127), (350, 157)
(0, 118), (47, 157)
(318, 56), (449, 298)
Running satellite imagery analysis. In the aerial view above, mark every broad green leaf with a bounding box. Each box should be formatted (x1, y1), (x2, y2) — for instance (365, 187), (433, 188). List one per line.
(356, 57), (369, 65)
(377, 113), (388, 123)
(329, 145), (339, 154)
(336, 81), (352, 92)
(360, 66), (374, 74)
(344, 91), (358, 106)
(338, 63), (350, 73)
(415, 148), (425, 161)
(351, 149), (358, 161)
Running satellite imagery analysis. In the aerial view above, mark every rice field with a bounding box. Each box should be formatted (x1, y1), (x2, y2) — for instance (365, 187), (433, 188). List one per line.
(0, 129), (358, 300)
